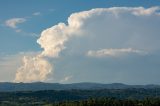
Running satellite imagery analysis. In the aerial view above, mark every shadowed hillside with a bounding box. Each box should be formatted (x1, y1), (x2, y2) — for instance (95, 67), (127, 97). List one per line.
(0, 82), (160, 92)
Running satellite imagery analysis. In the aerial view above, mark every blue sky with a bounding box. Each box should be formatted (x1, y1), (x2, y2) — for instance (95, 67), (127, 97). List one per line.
(0, 0), (160, 84)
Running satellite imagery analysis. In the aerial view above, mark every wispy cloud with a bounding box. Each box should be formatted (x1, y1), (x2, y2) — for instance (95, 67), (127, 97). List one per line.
(15, 29), (22, 33)
(49, 9), (55, 12)
(60, 76), (73, 83)
(5, 18), (26, 29)
(87, 48), (147, 57)
(32, 12), (41, 16)
(4, 17), (40, 37)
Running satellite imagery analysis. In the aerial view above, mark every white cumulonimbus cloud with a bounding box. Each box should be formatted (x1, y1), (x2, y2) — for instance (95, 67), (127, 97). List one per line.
(14, 56), (52, 82)
(37, 23), (69, 57)
(87, 48), (145, 57)
(5, 18), (26, 29)
(37, 6), (160, 58)
(14, 7), (160, 82)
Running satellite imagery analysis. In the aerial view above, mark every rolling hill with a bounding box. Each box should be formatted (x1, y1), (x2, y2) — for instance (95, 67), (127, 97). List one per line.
(0, 82), (160, 92)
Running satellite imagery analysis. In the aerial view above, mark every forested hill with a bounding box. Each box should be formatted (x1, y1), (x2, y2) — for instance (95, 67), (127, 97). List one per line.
(0, 89), (160, 105)
(0, 82), (160, 91)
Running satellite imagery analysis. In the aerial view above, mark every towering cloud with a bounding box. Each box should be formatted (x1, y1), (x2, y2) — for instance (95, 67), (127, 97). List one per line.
(14, 7), (160, 82)
(14, 56), (52, 82)
(37, 23), (68, 57)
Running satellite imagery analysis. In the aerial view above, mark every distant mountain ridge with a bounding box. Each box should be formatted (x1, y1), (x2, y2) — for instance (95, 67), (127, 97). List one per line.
(0, 82), (160, 92)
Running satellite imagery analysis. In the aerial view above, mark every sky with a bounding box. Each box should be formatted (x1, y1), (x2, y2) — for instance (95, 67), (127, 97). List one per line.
(0, 0), (160, 84)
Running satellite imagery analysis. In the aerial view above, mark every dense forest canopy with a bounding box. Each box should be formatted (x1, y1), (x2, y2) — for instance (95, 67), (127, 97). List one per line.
(0, 88), (160, 106)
